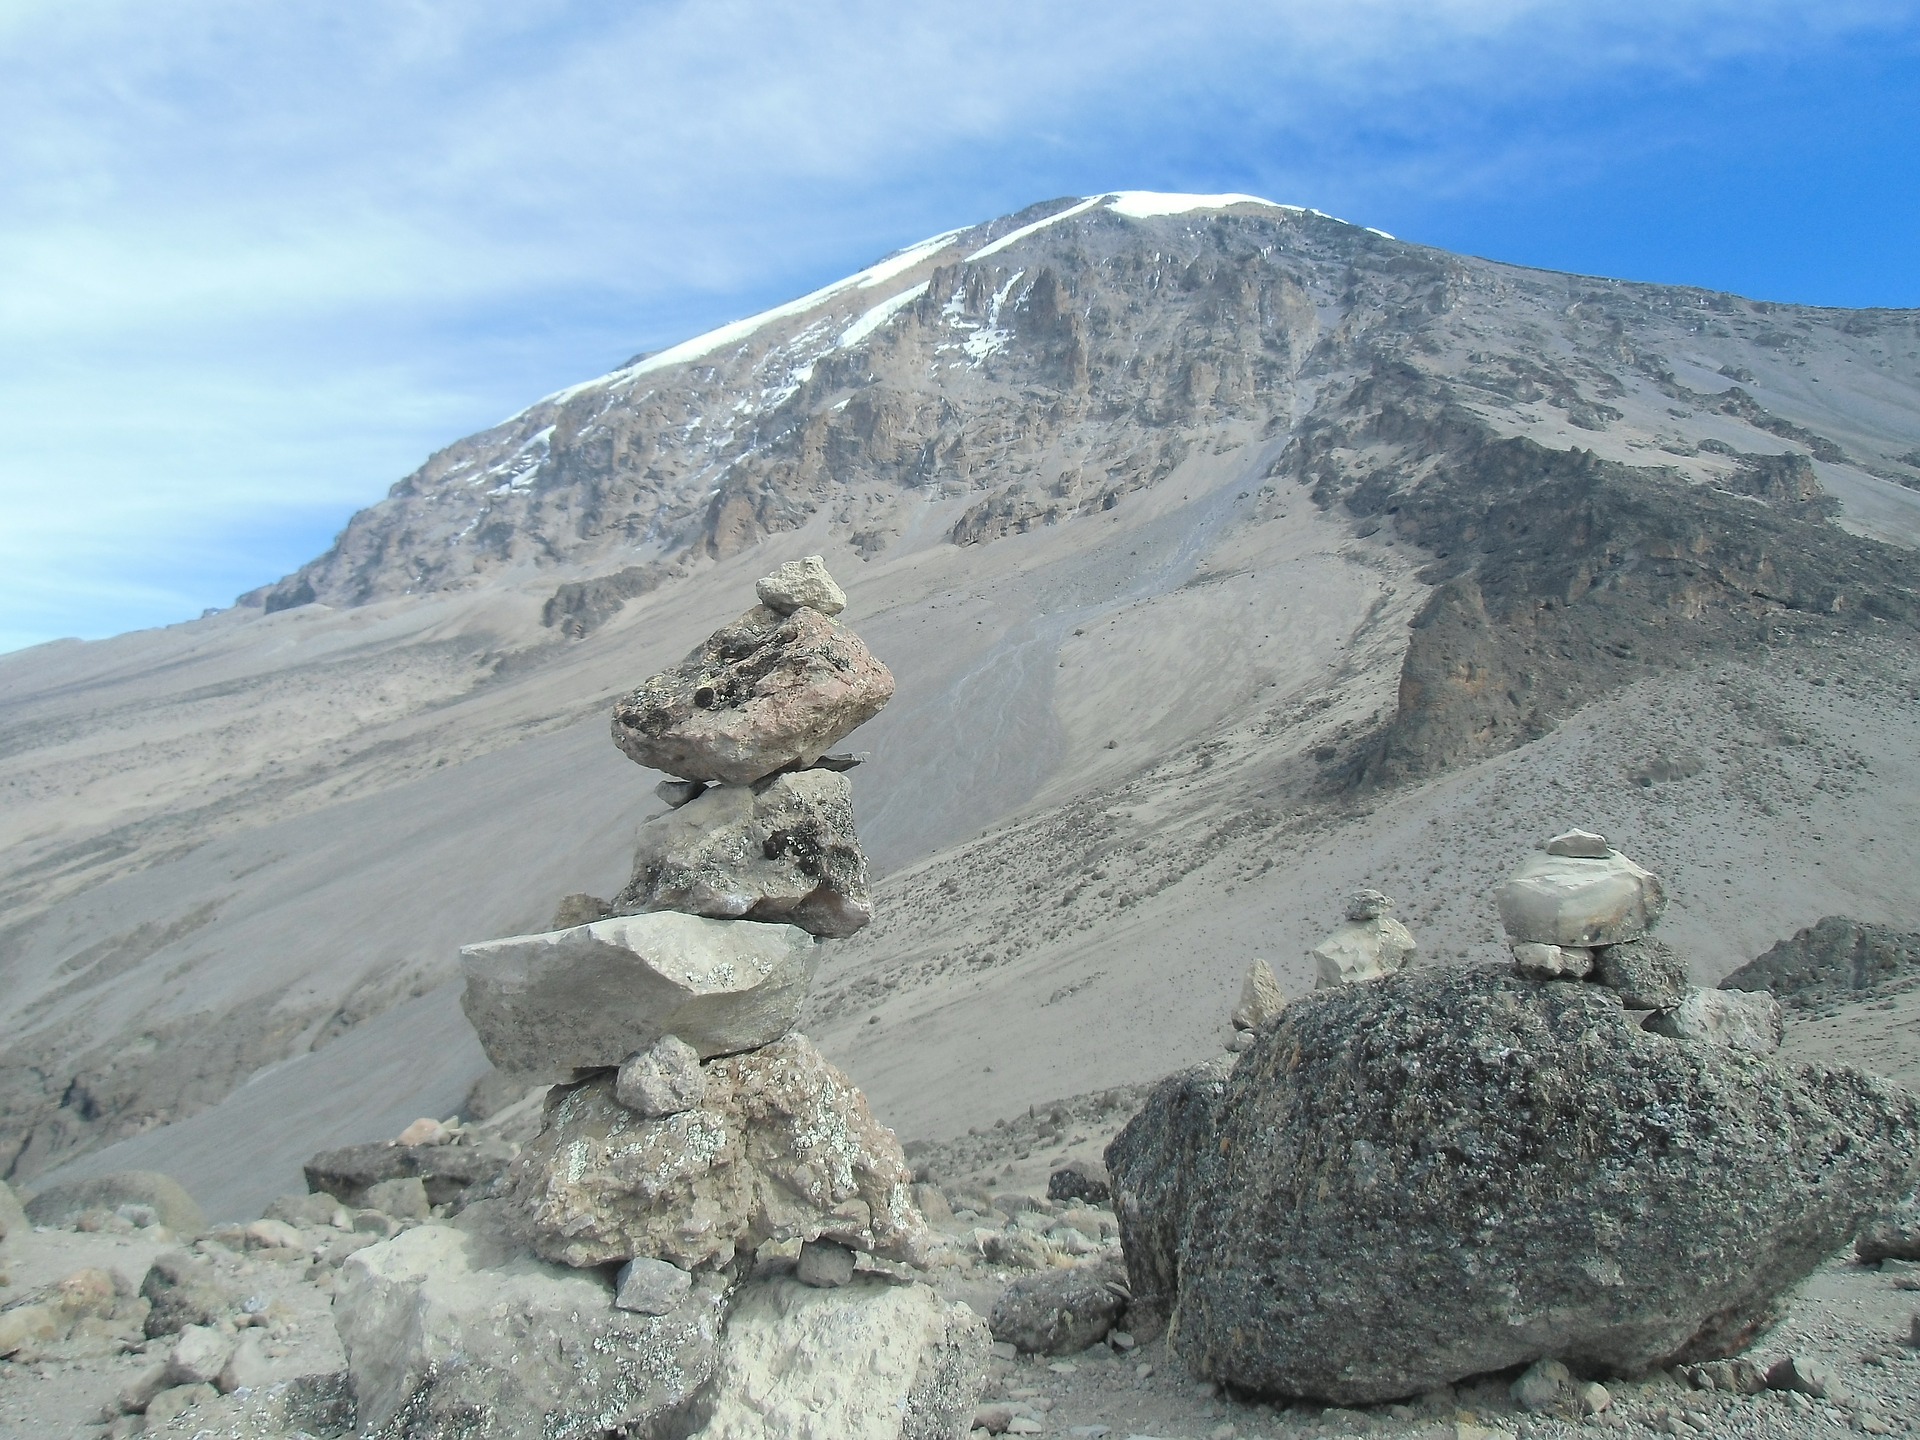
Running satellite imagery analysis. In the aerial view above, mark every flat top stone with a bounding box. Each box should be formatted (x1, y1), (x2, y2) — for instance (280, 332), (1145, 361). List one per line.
(1545, 829), (1612, 859)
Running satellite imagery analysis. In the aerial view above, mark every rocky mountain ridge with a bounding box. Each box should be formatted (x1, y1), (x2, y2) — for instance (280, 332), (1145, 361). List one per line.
(1, 191), (1916, 1222)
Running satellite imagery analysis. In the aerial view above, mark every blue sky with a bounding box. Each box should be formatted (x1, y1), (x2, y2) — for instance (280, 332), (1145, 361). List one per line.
(3, 0), (1917, 654)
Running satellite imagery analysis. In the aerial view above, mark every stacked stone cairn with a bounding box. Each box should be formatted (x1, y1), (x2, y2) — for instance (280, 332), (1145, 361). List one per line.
(330, 557), (988, 1440)
(1309, 886), (1417, 988)
(1500, 828), (1782, 1051)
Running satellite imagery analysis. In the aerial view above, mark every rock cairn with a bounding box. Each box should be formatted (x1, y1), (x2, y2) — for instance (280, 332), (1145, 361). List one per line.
(1106, 826), (1919, 1406)
(1311, 887), (1417, 988)
(1499, 828), (1781, 1050)
(328, 556), (986, 1439)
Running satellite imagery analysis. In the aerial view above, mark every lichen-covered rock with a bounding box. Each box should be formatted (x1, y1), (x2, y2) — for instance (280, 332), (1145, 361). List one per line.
(616, 1034), (709, 1117)
(1591, 936), (1689, 1010)
(614, 769), (873, 938)
(1106, 966), (1920, 1405)
(460, 911), (816, 1072)
(1645, 988), (1782, 1053)
(1311, 915), (1416, 987)
(611, 606), (893, 785)
(332, 1201), (733, 1440)
(989, 1261), (1129, 1355)
(684, 1274), (987, 1440)
(514, 1032), (930, 1271)
(1496, 848), (1666, 947)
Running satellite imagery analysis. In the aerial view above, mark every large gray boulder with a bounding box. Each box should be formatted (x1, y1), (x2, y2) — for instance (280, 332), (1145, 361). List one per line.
(1106, 966), (1920, 1405)
(614, 768), (873, 938)
(460, 911), (816, 1072)
(611, 605), (894, 785)
(514, 1032), (930, 1271)
(755, 555), (848, 617)
(685, 1273), (987, 1440)
(1496, 848), (1666, 947)
(1645, 988), (1783, 1053)
(332, 1201), (733, 1439)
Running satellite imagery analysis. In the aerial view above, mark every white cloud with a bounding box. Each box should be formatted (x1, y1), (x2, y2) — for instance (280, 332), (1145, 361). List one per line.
(1, 0), (1915, 647)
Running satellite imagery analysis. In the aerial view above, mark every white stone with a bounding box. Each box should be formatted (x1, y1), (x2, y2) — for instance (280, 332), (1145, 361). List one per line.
(1495, 850), (1666, 947)
(1511, 942), (1593, 979)
(1229, 958), (1285, 1030)
(1644, 988), (1783, 1054)
(167, 1325), (237, 1387)
(460, 911), (816, 1072)
(755, 556), (847, 617)
(1312, 916), (1416, 988)
(1544, 829), (1611, 859)
(684, 1274), (987, 1440)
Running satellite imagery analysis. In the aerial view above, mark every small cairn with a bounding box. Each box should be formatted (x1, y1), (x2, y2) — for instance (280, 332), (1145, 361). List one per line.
(1310, 888), (1417, 987)
(1499, 828), (1780, 1051)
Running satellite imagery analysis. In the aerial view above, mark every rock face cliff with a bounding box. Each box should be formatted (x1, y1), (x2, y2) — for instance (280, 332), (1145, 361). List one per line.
(3, 191), (1917, 1213)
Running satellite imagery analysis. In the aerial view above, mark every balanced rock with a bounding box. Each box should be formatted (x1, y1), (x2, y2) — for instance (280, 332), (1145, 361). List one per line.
(460, 911), (815, 1072)
(614, 768), (872, 938)
(1312, 912), (1416, 987)
(685, 1273), (987, 1440)
(1497, 847), (1666, 947)
(755, 555), (848, 617)
(611, 605), (893, 785)
(1545, 829), (1611, 859)
(1512, 942), (1593, 980)
(1230, 958), (1285, 1030)
(1106, 966), (1920, 1404)
(1345, 888), (1391, 921)
(513, 1032), (930, 1270)
(1591, 936), (1689, 1010)
(333, 1202), (733, 1440)
(1645, 988), (1782, 1053)
(615, 1034), (708, 1117)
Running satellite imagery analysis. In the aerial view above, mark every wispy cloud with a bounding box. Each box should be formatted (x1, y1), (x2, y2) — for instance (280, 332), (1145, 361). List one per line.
(2, 0), (1916, 649)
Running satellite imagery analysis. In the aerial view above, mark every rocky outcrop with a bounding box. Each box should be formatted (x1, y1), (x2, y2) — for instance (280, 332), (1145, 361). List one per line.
(614, 768), (873, 938)
(1107, 965), (1920, 1404)
(610, 605), (894, 784)
(460, 911), (817, 1070)
(512, 1033), (928, 1271)
(1722, 916), (1920, 1009)
(301, 1135), (516, 1209)
(23, 1171), (203, 1236)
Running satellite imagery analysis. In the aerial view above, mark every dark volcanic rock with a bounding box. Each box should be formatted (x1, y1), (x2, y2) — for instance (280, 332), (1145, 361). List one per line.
(611, 605), (893, 785)
(303, 1137), (516, 1209)
(613, 768), (872, 938)
(1721, 916), (1920, 1010)
(1106, 966), (1920, 1405)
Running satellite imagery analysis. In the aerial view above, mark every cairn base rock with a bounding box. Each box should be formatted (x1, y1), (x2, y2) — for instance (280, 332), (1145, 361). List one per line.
(615, 768), (872, 938)
(333, 1202), (732, 1440)
(514, 1032), (930, 1271)
(1106, 966), (1920, 1405)
(686, 1274), (987, 1440)
(611, 605), (893, 785)
(1312, 915), (1416, 987)
(460, 911), (815, 1071)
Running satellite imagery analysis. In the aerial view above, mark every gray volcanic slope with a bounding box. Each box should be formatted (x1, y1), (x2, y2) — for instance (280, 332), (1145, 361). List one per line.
(3, 192), (1917, 1220)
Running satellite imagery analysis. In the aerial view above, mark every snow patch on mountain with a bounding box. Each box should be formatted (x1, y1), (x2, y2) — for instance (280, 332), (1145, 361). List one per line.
(964, 196), (1105, 263)
(839, 282), (930, 349)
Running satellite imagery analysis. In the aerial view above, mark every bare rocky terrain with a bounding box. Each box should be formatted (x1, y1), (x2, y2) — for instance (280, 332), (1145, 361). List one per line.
(0, 190), (1917, 1436)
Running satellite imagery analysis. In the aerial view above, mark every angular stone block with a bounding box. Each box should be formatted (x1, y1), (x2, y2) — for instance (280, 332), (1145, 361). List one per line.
(1495, 849), (1666, 947)
(460, 912), (816, 1072)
